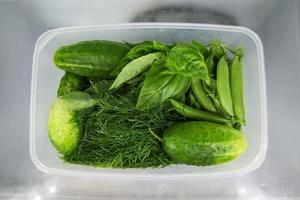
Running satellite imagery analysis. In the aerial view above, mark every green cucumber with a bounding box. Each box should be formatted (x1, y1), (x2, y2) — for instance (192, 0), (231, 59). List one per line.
(54, 40), (130, 78)
(57, 72), (90, 97)
(48, 92), (96, 155)
(162, 121), (247, 166)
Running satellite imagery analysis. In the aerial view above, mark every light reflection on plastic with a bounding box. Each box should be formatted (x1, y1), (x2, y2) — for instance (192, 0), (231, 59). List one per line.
(252, 194), (266, 200)
(34, 194), (41, 200)
(237, 187), (247, 196)
(235, 178), (266, 200)
(48, 185), (57, 194)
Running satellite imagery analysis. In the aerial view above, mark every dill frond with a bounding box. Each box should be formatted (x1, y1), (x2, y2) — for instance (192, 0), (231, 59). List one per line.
(64, 81), (183, 168)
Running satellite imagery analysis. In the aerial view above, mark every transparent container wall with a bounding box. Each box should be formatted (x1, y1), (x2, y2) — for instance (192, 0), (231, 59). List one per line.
(31, 24), (267, 177)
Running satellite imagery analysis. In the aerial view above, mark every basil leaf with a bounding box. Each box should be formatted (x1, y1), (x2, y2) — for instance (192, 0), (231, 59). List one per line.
(165, 43), (209, 81)
(192, 40), (209, 58)
(111, 40), (169, 76)
(136, 58), (191, 110)
(110, 52), (163, 90)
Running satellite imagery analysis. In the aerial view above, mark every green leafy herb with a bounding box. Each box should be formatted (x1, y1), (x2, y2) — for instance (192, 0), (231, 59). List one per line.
(110, 52), (163, 90)
(85, 79), (114, 96)
(64, 81), (182, 168)
(125, 41), (168, 60)
(111, 40), (169, 76)
(165, 43), (209, 81)
(136, 58), (191, 110)
(192, 40), (209, 57)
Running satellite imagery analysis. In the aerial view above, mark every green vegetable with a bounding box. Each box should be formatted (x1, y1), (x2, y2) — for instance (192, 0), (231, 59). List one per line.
(165, 43), (209, 81)
(202, 80), (228, 116)
(64, 82), (182, 168)
(191, 78), (217, 113)
(48, 92), (95, 155)
(170, 99), (232, 125)
(54, 40), (130, 78)
(209, 40), (225, 59)
(85, 79), (113, 96)
(110, 52), (163, 90)
(162, 121), (247, 166)
(123, 41), (136, 48)
(202, 78), (216, 94)
(50, 39), (248, 168)
(136, 58), (191, 110)
(206, 53), (216, 76)
(188, 91), (202, 110)
(57, 72), (90, 97)
(192, 40), (209, 57)
(217, 57), (234, 116)
(111, 40), (169, 76)
(124, 40), (168, 60)
(230, 54), (245, 125)
(125, 75), (145, 86)
(211, 93), (227, 116)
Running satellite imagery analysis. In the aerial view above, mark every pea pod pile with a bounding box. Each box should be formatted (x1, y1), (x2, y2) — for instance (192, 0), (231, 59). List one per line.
(48, 39), (247, 168)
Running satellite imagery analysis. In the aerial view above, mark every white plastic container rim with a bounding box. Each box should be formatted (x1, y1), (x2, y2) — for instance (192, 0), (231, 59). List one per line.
(30, 23), (268, 179)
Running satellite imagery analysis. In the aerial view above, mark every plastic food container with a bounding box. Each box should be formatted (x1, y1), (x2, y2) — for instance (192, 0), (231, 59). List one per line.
(30, 23), (267, 178)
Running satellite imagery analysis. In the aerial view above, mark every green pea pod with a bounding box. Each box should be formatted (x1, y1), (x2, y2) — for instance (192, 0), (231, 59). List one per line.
(230, 56), (245, 124)
(191, 78), (217, 113)
(189, 91), (202, 110)
(203, 79), (216, 94)
(170, 99), (232, 125)
(217, 57), (234, 116)
(206, 53), (216, 76)
(204, 54), (215, 86)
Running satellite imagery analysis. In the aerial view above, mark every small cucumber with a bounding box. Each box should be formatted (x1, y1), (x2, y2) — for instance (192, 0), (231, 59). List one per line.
(57, 72), (89, 97)
(163, 121), (247, 166)
(48, 92), (96, 155)
(54, 40), (130, 78)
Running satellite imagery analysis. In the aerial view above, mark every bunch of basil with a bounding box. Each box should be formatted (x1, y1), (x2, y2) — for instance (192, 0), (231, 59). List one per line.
(110, 40), (222, 110)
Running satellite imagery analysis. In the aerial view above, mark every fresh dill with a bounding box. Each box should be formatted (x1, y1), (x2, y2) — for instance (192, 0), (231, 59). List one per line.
(64, 81), (183, 168)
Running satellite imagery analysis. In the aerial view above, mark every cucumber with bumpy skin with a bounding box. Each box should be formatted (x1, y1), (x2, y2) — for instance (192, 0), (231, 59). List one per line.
(162, 121), (247, 166)
(54, 40), (130, 78)
(57, 72), (90, 97)
(48, 92), (96, 155)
